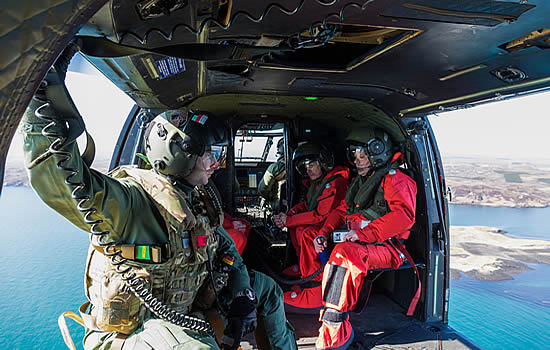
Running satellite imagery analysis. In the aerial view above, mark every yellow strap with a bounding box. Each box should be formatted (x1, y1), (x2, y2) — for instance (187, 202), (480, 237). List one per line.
(79, 301), (101, 331)
(57, 312), (85, 350)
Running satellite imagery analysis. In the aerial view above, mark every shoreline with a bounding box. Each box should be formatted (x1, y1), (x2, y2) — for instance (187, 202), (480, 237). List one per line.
(449, 202), (550, 209)
(449, 225), (550, 281)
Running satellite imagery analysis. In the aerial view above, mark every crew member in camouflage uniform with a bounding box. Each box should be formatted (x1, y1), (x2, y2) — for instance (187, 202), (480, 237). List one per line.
(22, 63), (296, 349)
(258, 138), (286, 213)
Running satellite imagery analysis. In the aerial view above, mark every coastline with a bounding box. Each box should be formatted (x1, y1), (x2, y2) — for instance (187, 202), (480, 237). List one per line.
(2, 160), (110, 188)
(449, 225), (550, 281)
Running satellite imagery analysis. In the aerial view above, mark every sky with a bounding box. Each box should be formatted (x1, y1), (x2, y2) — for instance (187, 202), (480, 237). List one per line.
(7, 58), (134, 163)
(429, 91), (550, 161)
(6, 54), (550, 164)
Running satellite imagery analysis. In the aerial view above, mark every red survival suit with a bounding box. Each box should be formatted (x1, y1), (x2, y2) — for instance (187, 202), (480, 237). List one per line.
(315, 160), (417, 350)
(223, 211), (250, 255)
(283, 166), (349, 311)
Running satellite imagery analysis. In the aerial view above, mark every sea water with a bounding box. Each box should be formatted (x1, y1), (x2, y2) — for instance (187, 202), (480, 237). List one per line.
(448, 204), (550, 349)
(1, 187), (549, 349)
(0, 187), (88, 349)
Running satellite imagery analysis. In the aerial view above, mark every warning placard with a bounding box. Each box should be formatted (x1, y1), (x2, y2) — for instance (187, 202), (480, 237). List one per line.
(154, 57), (186, 79)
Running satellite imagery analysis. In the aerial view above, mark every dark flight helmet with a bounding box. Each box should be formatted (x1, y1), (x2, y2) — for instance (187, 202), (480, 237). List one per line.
(144, 110), (227, 179)
(346, 128), (393, 168)
(292, 142), (334, 177)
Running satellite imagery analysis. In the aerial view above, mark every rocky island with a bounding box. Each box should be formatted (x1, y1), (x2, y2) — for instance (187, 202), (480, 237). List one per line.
(450, 226), (550, 281)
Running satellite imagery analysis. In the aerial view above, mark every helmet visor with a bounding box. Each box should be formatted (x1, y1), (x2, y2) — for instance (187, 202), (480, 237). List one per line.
(346, 137), (385, 163)
(295, 158), (319, 177)
(207, 145), (227, 170)
(346, 143), (368, 164)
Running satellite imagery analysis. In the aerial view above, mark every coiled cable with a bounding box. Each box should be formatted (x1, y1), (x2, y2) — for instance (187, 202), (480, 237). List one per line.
(34, 87), (215, 336)
(118, 0), (374, 50)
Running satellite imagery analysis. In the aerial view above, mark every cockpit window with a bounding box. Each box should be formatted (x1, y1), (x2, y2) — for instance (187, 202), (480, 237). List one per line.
(235, 128), (283, 163)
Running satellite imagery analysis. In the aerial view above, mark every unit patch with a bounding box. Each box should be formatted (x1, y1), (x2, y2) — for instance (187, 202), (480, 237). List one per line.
(195, 235), (207, 247)
(191, 114), (208, 125)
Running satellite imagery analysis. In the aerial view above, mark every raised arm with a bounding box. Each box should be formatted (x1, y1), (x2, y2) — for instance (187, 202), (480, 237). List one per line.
(22, 94), (157, 244)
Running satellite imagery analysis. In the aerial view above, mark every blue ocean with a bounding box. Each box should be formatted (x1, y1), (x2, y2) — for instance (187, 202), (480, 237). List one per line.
(1, 187), (549, 349)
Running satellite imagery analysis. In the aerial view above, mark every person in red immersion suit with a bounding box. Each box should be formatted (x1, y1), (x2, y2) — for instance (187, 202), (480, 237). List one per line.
(222, 211), (250, 255)
(314, 128), (417, 350)
(272, 142), (349, 312)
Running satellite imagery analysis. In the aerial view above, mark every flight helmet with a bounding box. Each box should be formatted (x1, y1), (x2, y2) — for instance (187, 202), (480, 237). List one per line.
(144, 110), (227, 179)
(292, 142), (334, 177)
(346, 128), (393, 168)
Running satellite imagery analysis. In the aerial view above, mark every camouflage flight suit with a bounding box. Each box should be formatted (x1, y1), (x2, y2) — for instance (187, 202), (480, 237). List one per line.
(258, 159), (286, 213)
(21, 98), (296, 350)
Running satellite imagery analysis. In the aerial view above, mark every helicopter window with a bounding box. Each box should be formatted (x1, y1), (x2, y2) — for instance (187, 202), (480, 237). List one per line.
(67, 55), (134, 171)
(234, 128), (283, 163)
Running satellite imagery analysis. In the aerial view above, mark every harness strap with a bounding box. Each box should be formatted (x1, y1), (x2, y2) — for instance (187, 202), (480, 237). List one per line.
(58, 311), (85, 350)
(111, 333), (129, 350)
(58, 301), (129, 350)
(321, 309), (348, 323)
(91, 243), (170, 263)
(390, 238), (422, 316)
(78, 301), (101, 331)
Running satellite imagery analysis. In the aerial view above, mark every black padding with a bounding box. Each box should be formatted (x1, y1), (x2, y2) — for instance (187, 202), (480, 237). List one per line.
(321, 309), (348, 323)
(323, 264), (347, 305)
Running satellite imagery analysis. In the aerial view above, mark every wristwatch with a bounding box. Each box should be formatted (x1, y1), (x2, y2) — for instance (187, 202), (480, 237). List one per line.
(236, 288), (256, 302)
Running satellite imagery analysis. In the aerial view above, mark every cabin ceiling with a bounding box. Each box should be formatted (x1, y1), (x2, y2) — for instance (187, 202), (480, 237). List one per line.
(75, 0), (550, 118)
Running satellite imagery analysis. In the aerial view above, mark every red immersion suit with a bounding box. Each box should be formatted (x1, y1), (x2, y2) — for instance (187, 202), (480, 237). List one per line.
(316, 167), (417, 349)
(283, 166), (349, 310)
(222, 211), (251, 255)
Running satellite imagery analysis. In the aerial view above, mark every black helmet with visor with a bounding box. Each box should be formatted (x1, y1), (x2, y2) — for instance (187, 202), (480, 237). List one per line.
(292, 142), (334, 177)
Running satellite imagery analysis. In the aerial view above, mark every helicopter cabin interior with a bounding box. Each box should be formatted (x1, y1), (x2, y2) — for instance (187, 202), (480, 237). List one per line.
(7, 0), (550, 348)
(107, 94), (458, 348)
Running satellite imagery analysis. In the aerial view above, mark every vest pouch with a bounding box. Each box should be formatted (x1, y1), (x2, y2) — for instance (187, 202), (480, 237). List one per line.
(86, 248), (149, 335)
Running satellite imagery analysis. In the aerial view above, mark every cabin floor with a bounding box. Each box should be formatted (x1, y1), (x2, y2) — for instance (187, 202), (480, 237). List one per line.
(238, 294), (480, 350)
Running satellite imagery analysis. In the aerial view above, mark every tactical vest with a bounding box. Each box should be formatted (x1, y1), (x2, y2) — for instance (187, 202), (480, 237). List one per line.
(346, 172), (390, 221)
(305, 174), (339, 211)
(84, 167), (221, 334)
